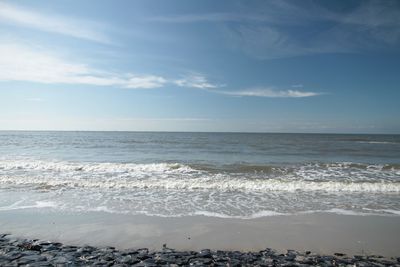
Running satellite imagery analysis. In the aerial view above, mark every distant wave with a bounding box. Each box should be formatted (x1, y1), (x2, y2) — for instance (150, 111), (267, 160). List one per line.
(357, 141), (400, 145)
(340, 137), (400, 145)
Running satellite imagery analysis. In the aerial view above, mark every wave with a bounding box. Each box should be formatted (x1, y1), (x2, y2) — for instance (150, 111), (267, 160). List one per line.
(1, 159), (399, 173)
(188, 163), (279, 174)
(298, 162), (400, 171)
(192, 210), (285, 219)
(357, 141), (400, 145)
(1, 173), (399, 193)
(0, 200), (57, 211)
(341, 137), (400, 144)
(2, 201), (398, 219)
(0, 159), (399, 193)
(0, 160), (193, 173)
(192, 209), (400, 218)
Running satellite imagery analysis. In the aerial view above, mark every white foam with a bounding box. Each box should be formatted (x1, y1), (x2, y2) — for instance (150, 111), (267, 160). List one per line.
(45, 207), (400, 219)
(1, 159), (399, 194)
(194, 209), (399, 219)
(87, 206), (128, 214)
(1, 174), (399, 193)
(357, 141), (398, 145)
(192, 210), (284, 219)
(0, 200), (57, 211)
(247, 210), (286, 218)
(323, 208), (372, 216)
(0, 159), (193, 174)
(379, 209), (400, 215)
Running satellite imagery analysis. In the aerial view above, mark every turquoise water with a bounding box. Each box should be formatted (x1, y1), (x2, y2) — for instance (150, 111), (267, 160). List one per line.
(0, 131), (399, 218)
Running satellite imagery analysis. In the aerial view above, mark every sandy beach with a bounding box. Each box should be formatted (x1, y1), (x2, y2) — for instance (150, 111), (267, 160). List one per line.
(1, 209), (400, 257)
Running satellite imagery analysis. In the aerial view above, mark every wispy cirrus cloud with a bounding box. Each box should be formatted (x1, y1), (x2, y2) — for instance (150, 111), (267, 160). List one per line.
(149, 0), (400, 59)
(171, 74), (319, 97)
(0, 42), (319, 97)
(0, 43), (167, 89)
(124, 76), (168, 89)
(174, 73), (220, 89)
(0, 43), (221, 90)
(218, 88), (320, 98)
(0, 2), (112, 44)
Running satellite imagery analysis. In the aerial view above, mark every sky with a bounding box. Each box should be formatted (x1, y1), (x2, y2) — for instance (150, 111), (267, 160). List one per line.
(0, 0), (399, 133)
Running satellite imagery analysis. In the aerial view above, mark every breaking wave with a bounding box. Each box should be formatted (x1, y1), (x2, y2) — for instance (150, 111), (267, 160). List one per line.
(0, 159), (399, 193)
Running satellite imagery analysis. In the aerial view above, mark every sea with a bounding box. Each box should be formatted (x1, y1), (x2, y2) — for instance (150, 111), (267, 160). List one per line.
(0, 131), (399, 219)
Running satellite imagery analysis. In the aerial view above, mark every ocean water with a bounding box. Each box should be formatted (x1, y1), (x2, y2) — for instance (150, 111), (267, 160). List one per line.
(0, 131), (399, 218)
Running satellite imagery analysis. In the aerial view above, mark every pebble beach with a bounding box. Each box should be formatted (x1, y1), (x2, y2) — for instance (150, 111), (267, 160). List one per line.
(1, 233), (400, 266)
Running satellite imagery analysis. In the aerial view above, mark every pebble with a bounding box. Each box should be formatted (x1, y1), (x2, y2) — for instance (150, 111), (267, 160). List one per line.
(1, 233), (399, 266)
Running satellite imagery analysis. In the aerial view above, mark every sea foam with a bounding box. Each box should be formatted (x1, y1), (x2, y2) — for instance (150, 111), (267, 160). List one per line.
(0, 159), (399, 193)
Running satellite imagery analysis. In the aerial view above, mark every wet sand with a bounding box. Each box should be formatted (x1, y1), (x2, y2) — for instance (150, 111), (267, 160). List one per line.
(1, 210), (400, 257)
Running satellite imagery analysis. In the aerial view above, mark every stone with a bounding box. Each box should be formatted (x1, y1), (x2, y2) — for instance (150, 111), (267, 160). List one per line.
(136, 253), (150, 260)
(26, 262), (53, 267)
(228, 258), (242, 267)
(77, 246), (95, 254)
(137, 248), (149, 254)
(52, 256), (69, 264)
(118, 255), (140, 264)
(101, 252), (115, 261)
(354, 255), (364, 260)
(198, 249), (212, 258)
(4, 251), (23, 261)
(285, 253), (296, 261)
(120, 249), (139, 256)
(18, 242), (42, 251)
(334, 252), (346, 257)
(92, 260), (113, 266)
(17, 255), (46, 264)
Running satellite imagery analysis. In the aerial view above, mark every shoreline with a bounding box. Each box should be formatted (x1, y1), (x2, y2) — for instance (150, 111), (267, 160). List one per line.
(1, 210), (400, 257)
(1, 233), (399, 266)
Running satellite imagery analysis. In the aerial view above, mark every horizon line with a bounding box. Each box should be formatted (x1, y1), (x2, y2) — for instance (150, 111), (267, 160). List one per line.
(0, 129), (398, 135)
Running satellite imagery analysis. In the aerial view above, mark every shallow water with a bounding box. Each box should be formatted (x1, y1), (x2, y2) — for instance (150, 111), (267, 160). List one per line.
(0, 131), (399, 218)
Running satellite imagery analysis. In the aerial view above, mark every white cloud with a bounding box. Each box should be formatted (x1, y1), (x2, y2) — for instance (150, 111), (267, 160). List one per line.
(174, 74), (220, 89)
(219, 88), (320, 98)
(125, 75), (167, 89)
(0, 43), (166, 89)
(0, 42), (320, 97)
(0, 42), (318, 98)
(0, 43), (221, 90)
(0, 2), (111, 44)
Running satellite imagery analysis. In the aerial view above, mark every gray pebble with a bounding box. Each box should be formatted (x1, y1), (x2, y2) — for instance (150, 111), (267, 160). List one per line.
(1, 233), (399, 267)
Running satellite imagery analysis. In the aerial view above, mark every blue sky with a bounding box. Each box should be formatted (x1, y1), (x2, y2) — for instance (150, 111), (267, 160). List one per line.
(0, 0), (399, 133)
